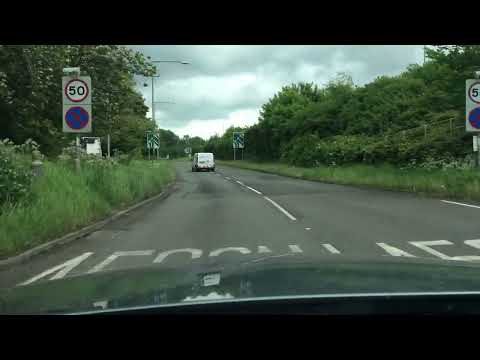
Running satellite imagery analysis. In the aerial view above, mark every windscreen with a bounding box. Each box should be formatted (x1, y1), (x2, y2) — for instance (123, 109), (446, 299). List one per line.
(2, 45), (480, 315)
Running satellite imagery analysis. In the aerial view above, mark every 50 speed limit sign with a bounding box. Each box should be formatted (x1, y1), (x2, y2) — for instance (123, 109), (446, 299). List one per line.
(62, 75), (92, 133)
(62, 76), (91, 105)
(466, 79), (480, 132)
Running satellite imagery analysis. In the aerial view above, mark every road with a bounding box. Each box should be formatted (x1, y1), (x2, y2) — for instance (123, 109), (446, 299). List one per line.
(2, 160), (480, 289)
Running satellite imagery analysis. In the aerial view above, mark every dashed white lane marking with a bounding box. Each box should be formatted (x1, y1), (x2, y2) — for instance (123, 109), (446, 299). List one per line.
(288, 244), (303, 253)
(441, 200), (480, 209)
(236, 180), (245, 186)
(246, 186), (262, 195)
(305, 227), (311, 231)
(225, 177), (231, 180)
(88, 250), (154, 274)
(257, 245), (272, 253)
(19, 252), (93, 286)
(377, 242), (416, 257)
(264, 196), (297, 221)
(322, 244), (341, 254)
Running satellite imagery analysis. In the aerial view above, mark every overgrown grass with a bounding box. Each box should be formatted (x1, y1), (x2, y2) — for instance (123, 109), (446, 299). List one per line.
(0, 160), (175, 259)
(218, 160), (480, 201)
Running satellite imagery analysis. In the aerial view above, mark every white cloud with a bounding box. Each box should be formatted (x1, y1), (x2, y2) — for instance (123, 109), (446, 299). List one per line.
(130, 45), (425, 138)
(159, 73), (257, 108)
(173, 108), (260, 139)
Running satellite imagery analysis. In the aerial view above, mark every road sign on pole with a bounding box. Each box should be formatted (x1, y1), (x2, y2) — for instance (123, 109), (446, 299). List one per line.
(466, 79), (480, 132)
(146, 131), (160, 150)
(63, 75), (92, 133)
(233, 132), (244, 149)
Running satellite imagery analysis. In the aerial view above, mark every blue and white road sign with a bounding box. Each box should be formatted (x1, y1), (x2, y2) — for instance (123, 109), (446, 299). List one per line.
(233, 132), (244, 149)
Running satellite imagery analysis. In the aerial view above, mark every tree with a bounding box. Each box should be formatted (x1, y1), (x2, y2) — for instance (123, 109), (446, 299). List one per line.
(0, 45), (155, 156)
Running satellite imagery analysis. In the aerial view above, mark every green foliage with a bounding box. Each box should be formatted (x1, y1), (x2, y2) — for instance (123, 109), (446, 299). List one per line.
(0, 139), (37, 206)
(280, 134), (322, 167)
(207, 46), (478, 168)
(0, 45), (155, 156)
(0, 160), (175, 258)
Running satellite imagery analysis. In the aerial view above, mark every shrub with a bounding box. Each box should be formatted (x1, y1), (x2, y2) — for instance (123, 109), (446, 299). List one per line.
(0, 139), (36, 206)
(281, 134), (321, 167)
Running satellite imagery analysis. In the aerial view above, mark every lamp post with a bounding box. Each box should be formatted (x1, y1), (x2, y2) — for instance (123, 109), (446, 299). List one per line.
(149, 60), (190, 124)
(142, 60), (189, 160)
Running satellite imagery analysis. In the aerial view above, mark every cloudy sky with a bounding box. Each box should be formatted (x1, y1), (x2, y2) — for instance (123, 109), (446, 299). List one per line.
(130, 45), (424, 139)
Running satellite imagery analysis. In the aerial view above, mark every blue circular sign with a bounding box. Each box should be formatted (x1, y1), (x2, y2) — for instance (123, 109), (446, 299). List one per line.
(65, 106), (89, 130)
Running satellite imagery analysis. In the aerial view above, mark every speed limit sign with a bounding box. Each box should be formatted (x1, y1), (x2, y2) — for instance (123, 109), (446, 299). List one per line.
(62, 75), (92, 133)
(466, 79), (480, 132)
(62, 76), (92, 105)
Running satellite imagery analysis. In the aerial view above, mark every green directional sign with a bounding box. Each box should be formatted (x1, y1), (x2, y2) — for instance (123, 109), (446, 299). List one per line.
(233, 132), (244, 149)
(146, 131), (160, 150)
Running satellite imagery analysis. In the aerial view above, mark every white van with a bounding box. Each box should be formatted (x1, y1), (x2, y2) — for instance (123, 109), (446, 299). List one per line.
(192, 153), (215, 172)
(81, 137), (102, 157)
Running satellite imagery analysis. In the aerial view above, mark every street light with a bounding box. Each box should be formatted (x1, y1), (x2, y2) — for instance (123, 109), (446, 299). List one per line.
(149, 60), (190, 125)
(152, 60), (190, 65)
(145, 60), (190, 160)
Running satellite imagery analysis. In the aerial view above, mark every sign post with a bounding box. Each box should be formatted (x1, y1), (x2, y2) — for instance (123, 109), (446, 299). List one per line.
(474, 135), (480, 167)
(233, 132), (244, 161)
(62, 70), (92, 172)
(146, 131), (151, 160)
(466, 79), (480, 167)
(146, 131), (152, 161)
(146, 131), (160, 161)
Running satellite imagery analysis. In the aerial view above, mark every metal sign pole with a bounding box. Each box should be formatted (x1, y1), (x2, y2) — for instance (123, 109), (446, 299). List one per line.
(75, 135), (81, 172)
(475, 143), (480, 168)
(234, 147), (236, 161)
(475, 135), (480, 168)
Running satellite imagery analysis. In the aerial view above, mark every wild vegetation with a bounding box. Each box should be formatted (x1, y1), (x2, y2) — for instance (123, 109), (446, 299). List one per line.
(206, 46), (475, 169)
(0, 45), (178, 257)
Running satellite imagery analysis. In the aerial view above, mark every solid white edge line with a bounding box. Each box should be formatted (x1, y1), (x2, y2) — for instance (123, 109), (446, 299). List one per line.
(236, 180), (245, 186)
(441, 200), (480, 209)
(263, 196), (297, 221)
(246, 186), (262, 195)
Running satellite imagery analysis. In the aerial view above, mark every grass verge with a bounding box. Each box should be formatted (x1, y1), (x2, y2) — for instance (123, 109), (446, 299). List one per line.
(218, 160), (480, 202)
(0, 160), (175, 259)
